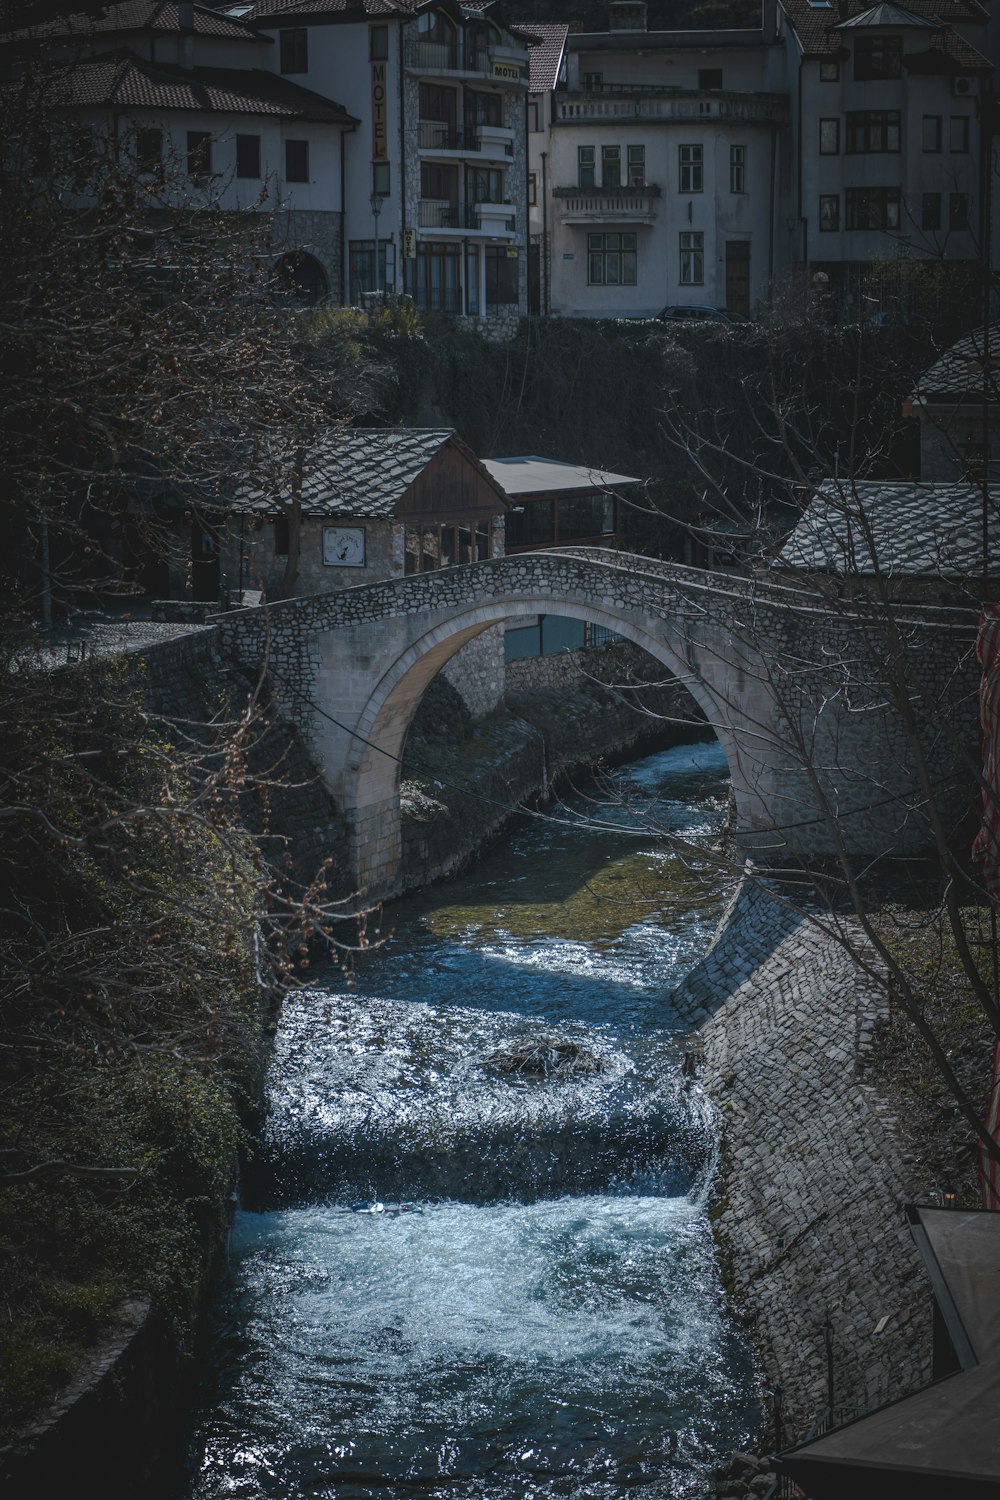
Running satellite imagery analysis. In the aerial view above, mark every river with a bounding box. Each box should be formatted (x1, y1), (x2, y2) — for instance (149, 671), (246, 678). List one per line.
(183, 739), (761, 1499)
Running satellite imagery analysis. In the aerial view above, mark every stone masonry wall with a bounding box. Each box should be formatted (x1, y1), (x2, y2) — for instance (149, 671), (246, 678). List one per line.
(674, 878), (933, 1432)
(137, 628), (344, 888)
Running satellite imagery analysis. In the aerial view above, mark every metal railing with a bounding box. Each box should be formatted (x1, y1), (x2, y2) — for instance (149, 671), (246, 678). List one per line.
(405, 40), (490, 72)
(417, 199), (515, 230)
(417, 121), (514, 155)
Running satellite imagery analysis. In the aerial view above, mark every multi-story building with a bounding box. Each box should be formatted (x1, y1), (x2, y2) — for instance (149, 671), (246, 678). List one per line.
(249, 0), (535, 329)
(531, 0), (789, 318)
(17, 1), (359, 301)
(777, 0), (993, 308)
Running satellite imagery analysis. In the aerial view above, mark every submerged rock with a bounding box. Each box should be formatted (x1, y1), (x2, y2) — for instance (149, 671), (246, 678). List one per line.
(482, 1036), (605, 1081)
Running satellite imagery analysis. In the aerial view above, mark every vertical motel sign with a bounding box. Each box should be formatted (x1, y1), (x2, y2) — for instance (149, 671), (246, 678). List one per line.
(371, 59), (387, 165)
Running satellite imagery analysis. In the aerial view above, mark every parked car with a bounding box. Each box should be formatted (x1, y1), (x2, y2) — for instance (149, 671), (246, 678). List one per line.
(656, 304), (747, 324)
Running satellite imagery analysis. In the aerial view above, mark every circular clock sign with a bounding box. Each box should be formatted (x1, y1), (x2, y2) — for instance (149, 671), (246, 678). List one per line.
(323, 526), (366, 567)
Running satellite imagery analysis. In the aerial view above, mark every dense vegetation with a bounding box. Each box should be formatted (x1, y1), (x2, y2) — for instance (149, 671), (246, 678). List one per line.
(0, 653), (268, 1440)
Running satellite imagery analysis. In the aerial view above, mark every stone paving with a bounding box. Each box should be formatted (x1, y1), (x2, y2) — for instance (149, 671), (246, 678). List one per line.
(16, 614), (205, 671)
(674, 876), (934, 1432)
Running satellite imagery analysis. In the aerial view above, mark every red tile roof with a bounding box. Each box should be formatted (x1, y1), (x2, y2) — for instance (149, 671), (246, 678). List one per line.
(45, 49), (358, 122)
(510, 20), (567, 92)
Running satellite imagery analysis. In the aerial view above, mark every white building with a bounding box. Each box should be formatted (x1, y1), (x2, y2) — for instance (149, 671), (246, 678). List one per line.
(22, 1), (359, 300)
(248, 0), (535, 329)
(532, 0), (788, 318)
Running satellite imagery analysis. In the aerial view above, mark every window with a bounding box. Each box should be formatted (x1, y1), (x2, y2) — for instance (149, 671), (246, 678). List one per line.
(352, 240), (389, 304)
(186, 130), (211, 178)
(819, 118), (840, 154)
(922, 115), (942, 152)
(584, 71), (604, 89)
(527, 100), (540, 132)
(420, 82), (456, 124)
(285, 139), (309, 182)
(819, 59), (840, 81)
(369, 23), (388, 60)
(273, 518), (290, 556)
(280, 27), (308, 74)
(699, 68), (723, 89)
(819, 194), (839, 230)
(528, 171), (537, 206)
(921, 192), (941, 231)
(135, 126), (162, 172)
(411, 241), (463, 312)
(845, 186), (901, 230)
(846, 110), (900, 153)
(679, 143), (703, 192)
(628, 144), (645, 187)
(485, 246), (519, 311)
(465, 90), (502, 127)
(578, 144), (595, 188)
(421, 161), (458, 202)
(730, 144), (745, 193)
(950, 192), (969, 230)
(588, 231), (636, 285)
(602, 144), (621, 188)
(950, 115), (970, 152)
(235, 133), (260, 179)
(466, 166), (503, 203)
(679, 230), (704, 284)
(854, 36), (902, 80)
(372, 160), (390, 195)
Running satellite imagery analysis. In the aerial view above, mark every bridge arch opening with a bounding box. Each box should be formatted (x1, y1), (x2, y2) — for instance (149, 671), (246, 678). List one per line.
(343, 598), (736, 897)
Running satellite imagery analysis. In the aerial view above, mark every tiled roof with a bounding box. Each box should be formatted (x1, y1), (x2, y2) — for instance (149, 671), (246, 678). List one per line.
(236, 428), (509, 517)
(774, 480), (999, 576)
(510, 20), (567, 93)
(481, 454), (641, 497)
(21, 1), (262, 41)
(914, 324), (1000, 400)
(249, 0), (420, 19)
(45, 49), (357, 121)
(779, 0), (990, 65)
(835, 2), (936, 25)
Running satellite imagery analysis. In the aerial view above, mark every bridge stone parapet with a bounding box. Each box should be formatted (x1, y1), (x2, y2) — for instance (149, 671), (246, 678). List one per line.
(215, 553), (979, 901)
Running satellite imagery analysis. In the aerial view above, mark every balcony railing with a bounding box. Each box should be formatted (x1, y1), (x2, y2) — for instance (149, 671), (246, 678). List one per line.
(417, 121), (514, 156)
(418, 198), (516, 231)
(555, 88), (787, 125)
(405, 40), (527, 81)
(553, 183), (661, 222)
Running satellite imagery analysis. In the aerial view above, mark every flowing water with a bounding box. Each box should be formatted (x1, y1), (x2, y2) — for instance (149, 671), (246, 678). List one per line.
(185, 740), (761, 1500)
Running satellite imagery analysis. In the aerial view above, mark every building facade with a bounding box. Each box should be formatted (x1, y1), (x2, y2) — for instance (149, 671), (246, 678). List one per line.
(536, 1), (788, 318)
(249, 0), (534, 329)
(777, 0), (993, 310)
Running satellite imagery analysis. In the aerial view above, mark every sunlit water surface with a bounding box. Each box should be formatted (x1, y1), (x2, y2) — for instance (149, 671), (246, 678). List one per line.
(186, 741), (761, 1499)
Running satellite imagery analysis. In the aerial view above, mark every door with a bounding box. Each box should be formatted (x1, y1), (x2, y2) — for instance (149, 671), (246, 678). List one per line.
(725, 241), (750, 316)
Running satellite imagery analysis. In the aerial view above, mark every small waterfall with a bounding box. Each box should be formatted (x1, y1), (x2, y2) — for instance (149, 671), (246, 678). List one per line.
(185, 741), (762, 1500)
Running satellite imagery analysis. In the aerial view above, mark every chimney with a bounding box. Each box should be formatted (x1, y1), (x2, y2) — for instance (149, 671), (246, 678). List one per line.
(178, 2), (194, 71)
(609, 2), (648, 31)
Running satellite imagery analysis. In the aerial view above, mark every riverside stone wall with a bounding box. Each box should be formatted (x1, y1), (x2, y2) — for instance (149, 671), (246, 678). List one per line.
(675, 878), (933, 1432)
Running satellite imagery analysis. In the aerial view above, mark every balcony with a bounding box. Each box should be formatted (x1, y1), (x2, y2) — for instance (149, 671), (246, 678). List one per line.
(417, 198), (516, 235)
(553, 184), (661, 224)
(417, 120), (515, 159)
(405, 39), (528, 85)
(554, 88), (787, 127)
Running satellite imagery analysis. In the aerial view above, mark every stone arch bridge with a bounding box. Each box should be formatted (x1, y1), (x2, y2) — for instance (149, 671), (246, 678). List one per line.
(217, 549), (978, 900)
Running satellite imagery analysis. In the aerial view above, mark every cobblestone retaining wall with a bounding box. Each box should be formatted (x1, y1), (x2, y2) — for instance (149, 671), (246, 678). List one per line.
(675, 877), (932, 1431)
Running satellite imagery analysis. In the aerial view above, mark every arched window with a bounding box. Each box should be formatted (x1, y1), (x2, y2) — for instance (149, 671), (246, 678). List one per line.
(416, 9), (457, 66)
